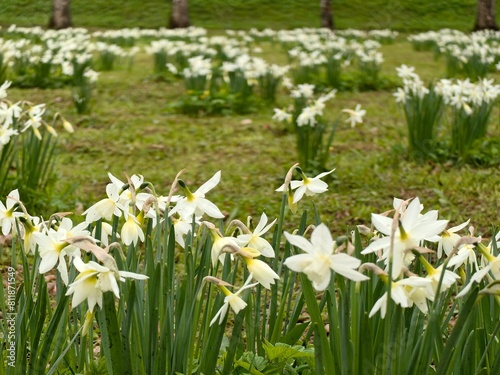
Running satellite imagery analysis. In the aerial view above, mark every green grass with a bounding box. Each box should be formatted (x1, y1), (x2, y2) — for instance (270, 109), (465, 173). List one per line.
(0, 0), (478, 31)
(4, 36), (499, 237)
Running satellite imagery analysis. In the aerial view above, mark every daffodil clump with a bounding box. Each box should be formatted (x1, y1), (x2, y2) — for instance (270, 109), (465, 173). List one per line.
(409, 29), (500, 79)
(3, 160), (498, 374)
(274, 28), (389, 89)
(0, 81), (73, 210)
(395, 65), (500, 162)
(170, 50), (290, 114)
(394, 64), (445, 158)
(272, 83), (365, 172)
(436, 76), (500, 157)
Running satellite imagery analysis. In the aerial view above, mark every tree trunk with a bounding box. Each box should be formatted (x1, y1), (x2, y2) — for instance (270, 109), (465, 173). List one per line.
(320, 0), (334, 29)
(170, 0), (190, 29)
(474, 0), (499, 31)
(48, 0), (72, 30)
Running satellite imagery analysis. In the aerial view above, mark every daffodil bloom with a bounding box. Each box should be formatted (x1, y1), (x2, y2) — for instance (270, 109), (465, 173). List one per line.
(416, 254), (460, 298)
(272, 108), (292, 122)
(0, 189), (22, 236)
(238, 247), (279, 289)
(369, 276), (432, 318)
(20, 215), (41, 254)
(121, 210), (145, 246)
(22, 104), (46, 139)
(0, 81), (11, 99)
(435, 219), (470, 258)
(108, 172), (144, 208)
(169, 171), (224, 220)
(92, 221), (116, 247)
(209, 227), (239, 267)
(395, 64), (418, 80)
(0, 101), (22, 127)
(66, 257), (148, 312)
(447, 243), (478, 271)
(208, 274), (258, 326)
(83, 183), (124, 222)
(284, 224), (369, 291)
(341, 104), (366, 128)
(0, 123), (18, 145)
(34, 230), (79, 285)
(171, 214), (199, 248)
(236, 212), (276, 258)
(276, 167), (335, 204)
(456, 242), (500, 298)
(362, 197), (448, 279)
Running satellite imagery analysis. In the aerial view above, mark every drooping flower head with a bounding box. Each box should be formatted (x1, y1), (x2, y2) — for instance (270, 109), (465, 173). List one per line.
(206, 274), (258, 326)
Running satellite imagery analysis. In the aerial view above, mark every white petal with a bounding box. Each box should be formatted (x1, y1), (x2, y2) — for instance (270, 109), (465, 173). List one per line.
(249, 237), (275, 258)
(401, 198), (422, 229)
(283, 253), (312, 273)
(119, 271), (148, 280)
(310, 224), (334, 255)
(196, 198), (224, 219)
(314, 168), (335, 179)
(330, 262), (369, 282)
(361, 236), (391, 255)
(210, 302), (229, 326)
(284, 231), (316, 254)
(311, 271), (331, 291)
(448, 219), (470, 233)
(305, 179), (328, 194)
(254, 213), (268, 234)
(371, 214), (392, 236)
(292, 186), (307, 203)
(39, 252), (59, 274)
(195, 171), (221, 196)
(391, 285), (410, 307)
(369, 293), (387, 318)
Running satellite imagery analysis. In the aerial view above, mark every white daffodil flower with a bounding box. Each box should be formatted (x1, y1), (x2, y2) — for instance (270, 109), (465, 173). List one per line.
(456, 243), (500, 298)
(341, 104), (366, 128)
(238, 247), (280, 289)
(0, 81), (11, 99)
(107, 172), (144, 208)
(210, 229), (239, 267)
(418, 256), (460, 299)
(0, 189), (22, 236)
(22, 104), (46, 139)
(121, 210), (145, 246)
(66, 257), (148, 312)
(284, 223), (369, 291)
(362, 197), (448, 280)
(92, 222), (117, 247)
(35, 230), (79, 285)
(369, 276), (432, 318)
(236, 212), (276, 258)
(169, 171), (224, 220)
(272, 108), (292, 123)
(435, 219), (470, 258)
(276, 167), (335, 204)
(83, 183), (124, 222)
(209, 274), (258, 326)
(171, 214), (199, 248)
(21, 215), (42, 254)
(447, 243), (478, 271)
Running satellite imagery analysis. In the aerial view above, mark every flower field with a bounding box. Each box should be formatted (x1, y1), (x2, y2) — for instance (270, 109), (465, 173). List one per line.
(0, 22), (499, 375)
